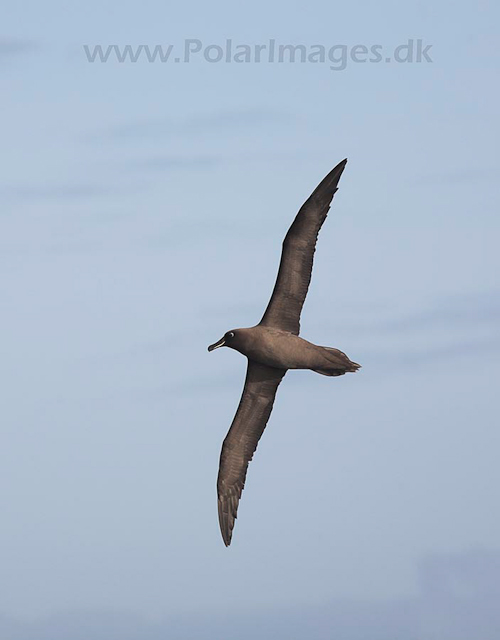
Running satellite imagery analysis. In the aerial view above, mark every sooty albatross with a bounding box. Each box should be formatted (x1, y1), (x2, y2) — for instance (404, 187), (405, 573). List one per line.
(208, 159), (360, 546)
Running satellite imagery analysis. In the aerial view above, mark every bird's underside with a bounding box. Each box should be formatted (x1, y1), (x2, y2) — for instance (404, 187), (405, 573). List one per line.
(211, 159), (359, 546)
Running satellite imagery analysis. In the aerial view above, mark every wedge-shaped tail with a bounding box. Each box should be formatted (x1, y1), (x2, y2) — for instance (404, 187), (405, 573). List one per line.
(313, 346), (361, 377)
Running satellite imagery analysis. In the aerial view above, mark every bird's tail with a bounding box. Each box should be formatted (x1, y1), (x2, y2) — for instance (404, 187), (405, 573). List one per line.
(313, 347), (361, 377)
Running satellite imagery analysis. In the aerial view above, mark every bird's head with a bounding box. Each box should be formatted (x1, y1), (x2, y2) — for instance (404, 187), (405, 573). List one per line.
(208, 330), (239, 352)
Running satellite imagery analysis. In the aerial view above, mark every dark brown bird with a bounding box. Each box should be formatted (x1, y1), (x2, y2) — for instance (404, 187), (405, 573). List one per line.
(208, 159), (360, 546)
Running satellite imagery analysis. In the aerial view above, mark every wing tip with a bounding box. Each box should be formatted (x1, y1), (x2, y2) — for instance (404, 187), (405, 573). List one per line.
(218, 497), (235, 547)
(310, 158), (348, 202)
(328, 157), (348, 181)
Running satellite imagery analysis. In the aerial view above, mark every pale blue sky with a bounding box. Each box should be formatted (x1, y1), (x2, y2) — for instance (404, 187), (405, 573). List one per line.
(1, 0), (499, 637)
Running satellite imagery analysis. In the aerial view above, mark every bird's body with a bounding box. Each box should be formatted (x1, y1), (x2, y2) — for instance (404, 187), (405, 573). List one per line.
(224, 325), (359, 376)
(208, 158), (360, 546)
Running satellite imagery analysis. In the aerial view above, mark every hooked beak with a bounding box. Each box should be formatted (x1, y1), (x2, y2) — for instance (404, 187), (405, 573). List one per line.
(208, 337), (225, 352)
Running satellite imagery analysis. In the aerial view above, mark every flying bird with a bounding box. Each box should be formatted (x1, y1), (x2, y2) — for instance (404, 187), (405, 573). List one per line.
(208, 159), (360, 546)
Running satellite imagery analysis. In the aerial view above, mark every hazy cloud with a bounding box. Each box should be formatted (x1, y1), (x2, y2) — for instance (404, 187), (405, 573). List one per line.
(324, 291), (500, 337)
(373, 291), (499, 333)
(414, 168), (495, 186)
(1, 549), (498, 639)
(361, 334), (500, 371)
(101, 108), (292, 141)
(132, 155), (220, 170)
(0, 38), (39, 59)
(3, 182), (147, 200)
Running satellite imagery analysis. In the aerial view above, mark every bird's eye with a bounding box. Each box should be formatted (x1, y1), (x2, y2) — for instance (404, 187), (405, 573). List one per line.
(227, 332), (235, 339)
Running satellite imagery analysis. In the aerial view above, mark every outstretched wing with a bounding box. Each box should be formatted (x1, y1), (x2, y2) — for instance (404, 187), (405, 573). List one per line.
(259, 159), (347, 335)
(217, 360), (286, 546)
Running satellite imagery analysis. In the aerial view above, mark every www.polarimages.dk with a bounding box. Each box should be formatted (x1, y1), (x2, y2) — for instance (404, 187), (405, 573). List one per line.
(83, 39), (433, 70)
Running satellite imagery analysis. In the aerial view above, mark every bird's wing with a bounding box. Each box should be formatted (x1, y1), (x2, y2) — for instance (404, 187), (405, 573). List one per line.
(217, 360), (286, 546)
(259, 159), (347, 335)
